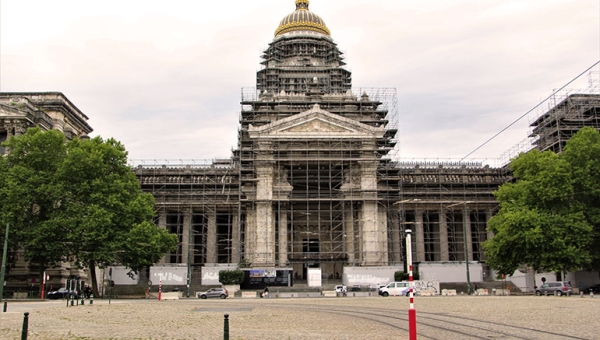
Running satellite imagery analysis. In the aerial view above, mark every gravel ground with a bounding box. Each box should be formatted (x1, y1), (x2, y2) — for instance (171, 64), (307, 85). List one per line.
(0, 295), (598, 339)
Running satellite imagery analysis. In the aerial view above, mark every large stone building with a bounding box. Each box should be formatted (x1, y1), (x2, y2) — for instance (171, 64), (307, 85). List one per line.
(3, 1), (600, 292)
(134, 0), (508, 285)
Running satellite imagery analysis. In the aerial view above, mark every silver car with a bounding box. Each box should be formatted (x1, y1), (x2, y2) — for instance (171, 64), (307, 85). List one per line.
(535, 281), (572, 296)
(197, 287), (228, 299)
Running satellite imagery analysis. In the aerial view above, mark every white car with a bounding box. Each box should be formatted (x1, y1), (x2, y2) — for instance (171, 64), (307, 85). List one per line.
(335, 285), (347, 293)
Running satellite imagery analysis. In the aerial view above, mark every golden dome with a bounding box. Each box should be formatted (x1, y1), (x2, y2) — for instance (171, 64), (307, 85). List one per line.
(274, 0), (331, 37)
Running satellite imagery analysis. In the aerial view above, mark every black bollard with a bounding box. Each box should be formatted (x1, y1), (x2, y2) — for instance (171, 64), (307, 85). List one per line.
(3, 301), (7, 312)
(21, 312), (29, 340)
(223, 313), (229, 340)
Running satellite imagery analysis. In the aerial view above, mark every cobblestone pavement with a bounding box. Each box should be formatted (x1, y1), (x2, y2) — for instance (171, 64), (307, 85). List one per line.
(0, 295), (598, 339)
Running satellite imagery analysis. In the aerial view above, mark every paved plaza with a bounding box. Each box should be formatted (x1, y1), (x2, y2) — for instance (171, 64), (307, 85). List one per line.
(0, 295), (598, 339)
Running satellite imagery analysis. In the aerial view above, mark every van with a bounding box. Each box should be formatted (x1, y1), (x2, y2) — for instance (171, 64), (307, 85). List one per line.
(379, 282), (411, 297)
(535, 281), (572, 296)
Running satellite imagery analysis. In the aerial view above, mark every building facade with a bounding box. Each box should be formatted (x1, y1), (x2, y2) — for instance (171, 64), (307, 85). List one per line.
(3, 1), (599, 290)
(134, 0), (509, 283)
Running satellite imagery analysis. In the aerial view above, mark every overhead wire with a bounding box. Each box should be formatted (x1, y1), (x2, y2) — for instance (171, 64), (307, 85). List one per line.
(460, 60), (600, 162)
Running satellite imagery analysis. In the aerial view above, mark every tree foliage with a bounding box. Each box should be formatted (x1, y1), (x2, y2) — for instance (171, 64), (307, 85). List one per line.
(395, 271), (419, 281)
(0, 128), (69, 282)
(0, 129), (176, 295)
(218, 269), (245, 285)
(483, 127), (600, 275)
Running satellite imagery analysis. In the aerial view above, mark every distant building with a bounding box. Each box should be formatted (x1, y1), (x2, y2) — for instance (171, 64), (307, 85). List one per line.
(0, 92), (92, 154)
(0, 92), (92, 293)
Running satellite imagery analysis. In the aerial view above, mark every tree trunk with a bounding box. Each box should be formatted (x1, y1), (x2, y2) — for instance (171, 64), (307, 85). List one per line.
(89, 259), (100, 297)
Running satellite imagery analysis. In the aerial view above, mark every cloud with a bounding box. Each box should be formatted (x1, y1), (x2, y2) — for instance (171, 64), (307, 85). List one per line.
(1, 0), (598, 163)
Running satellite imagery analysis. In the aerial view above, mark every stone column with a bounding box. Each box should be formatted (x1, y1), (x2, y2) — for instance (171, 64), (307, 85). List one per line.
(5, 124), (14, 138)
(206, 211), (217, 264)
(231, 211), (241, 264)
(377, 205), (389, 265)
(344, 206), (355, 264)
(255, 202), (275, 266)
(360, 201), (380, 266)
(358, 160), (383, 266)
(415, 210), (425, 262)
(278, 207), (288, 266)
(182, 209), (191, 264)
(464, 209), (473, 261)
(158, 212), (167, 229)
(244, 206), (256, 264)
(158, 212), (168, 264)
(253, 142), (276, 266)
(486, 209), (495, 241)
(389, 209), (401, 264)
(439, 211), (449, 261)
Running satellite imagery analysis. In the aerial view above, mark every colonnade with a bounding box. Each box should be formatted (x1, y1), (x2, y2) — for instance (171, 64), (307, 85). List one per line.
(156, 209), (241, 265)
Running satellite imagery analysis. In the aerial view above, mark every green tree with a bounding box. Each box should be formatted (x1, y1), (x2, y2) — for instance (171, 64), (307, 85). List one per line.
(0, 128), (69, 291)
(0, 130), (176, 297)
(57, 136), (171, 297)
(483, 129), (597, 277)
(218, 269), (245, 285)
(560, 127), (600, 269)
(117, 221), (177, 273)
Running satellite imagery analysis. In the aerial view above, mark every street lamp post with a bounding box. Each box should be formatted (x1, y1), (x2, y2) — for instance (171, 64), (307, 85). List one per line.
(463, 205), (472, 295)
(0, 224), (9, 304)
(187, 226), (191, 298)
(448, 202), (473, 295)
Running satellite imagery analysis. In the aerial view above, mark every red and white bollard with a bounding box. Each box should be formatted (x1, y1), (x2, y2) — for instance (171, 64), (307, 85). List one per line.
(158, 279), (162, 301)
(406, 229), (417, 340)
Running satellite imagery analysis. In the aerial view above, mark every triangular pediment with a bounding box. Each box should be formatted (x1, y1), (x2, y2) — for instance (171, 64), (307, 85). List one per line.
(248, 104), (384, 140)
(282, 118), (354, 133)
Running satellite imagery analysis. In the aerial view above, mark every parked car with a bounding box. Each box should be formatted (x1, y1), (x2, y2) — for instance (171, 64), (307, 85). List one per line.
(350, 286), (362, 292)
(197, 287), (228, 299)
(379, 282), (410, 297)
(47, 288), (78, 300)
(582, 284), (600, 294)
(535, 281), (573, 296)
(334, 285), (347, 293)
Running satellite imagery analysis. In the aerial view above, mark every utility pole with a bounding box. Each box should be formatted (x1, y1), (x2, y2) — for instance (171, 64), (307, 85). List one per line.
(448, 202), (472, 295)
(0, 224), (10, 303)
(187, 221), (192, 298)
(463, 205), (471, 295)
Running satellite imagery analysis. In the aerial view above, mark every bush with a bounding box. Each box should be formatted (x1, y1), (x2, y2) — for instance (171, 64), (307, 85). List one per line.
(219, 269), (245, 285)
(395, 271), (419, 281)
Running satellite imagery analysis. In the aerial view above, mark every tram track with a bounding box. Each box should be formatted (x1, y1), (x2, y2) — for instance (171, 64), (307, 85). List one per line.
(265, 302), (588, 339)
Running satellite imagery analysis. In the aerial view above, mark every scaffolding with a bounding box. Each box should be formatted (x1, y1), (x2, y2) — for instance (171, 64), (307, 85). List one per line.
(132, 20), (512, 282)
(393, 160), (510, 267)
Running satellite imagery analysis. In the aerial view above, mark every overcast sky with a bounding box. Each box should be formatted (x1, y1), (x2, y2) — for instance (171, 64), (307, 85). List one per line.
(1, 0), (598, 165)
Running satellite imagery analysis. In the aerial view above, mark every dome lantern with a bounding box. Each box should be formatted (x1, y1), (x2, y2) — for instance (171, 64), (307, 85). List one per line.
(275, 0), (330, 37)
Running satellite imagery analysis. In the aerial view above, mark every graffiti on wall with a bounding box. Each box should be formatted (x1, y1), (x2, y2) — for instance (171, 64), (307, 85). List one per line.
(411, 280), (440, 294)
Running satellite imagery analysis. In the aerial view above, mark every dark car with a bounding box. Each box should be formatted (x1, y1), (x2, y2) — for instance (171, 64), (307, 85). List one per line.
(197, 287), (228, 299)
(583, 284), (600, 294)
(47, 288), (79, 300)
